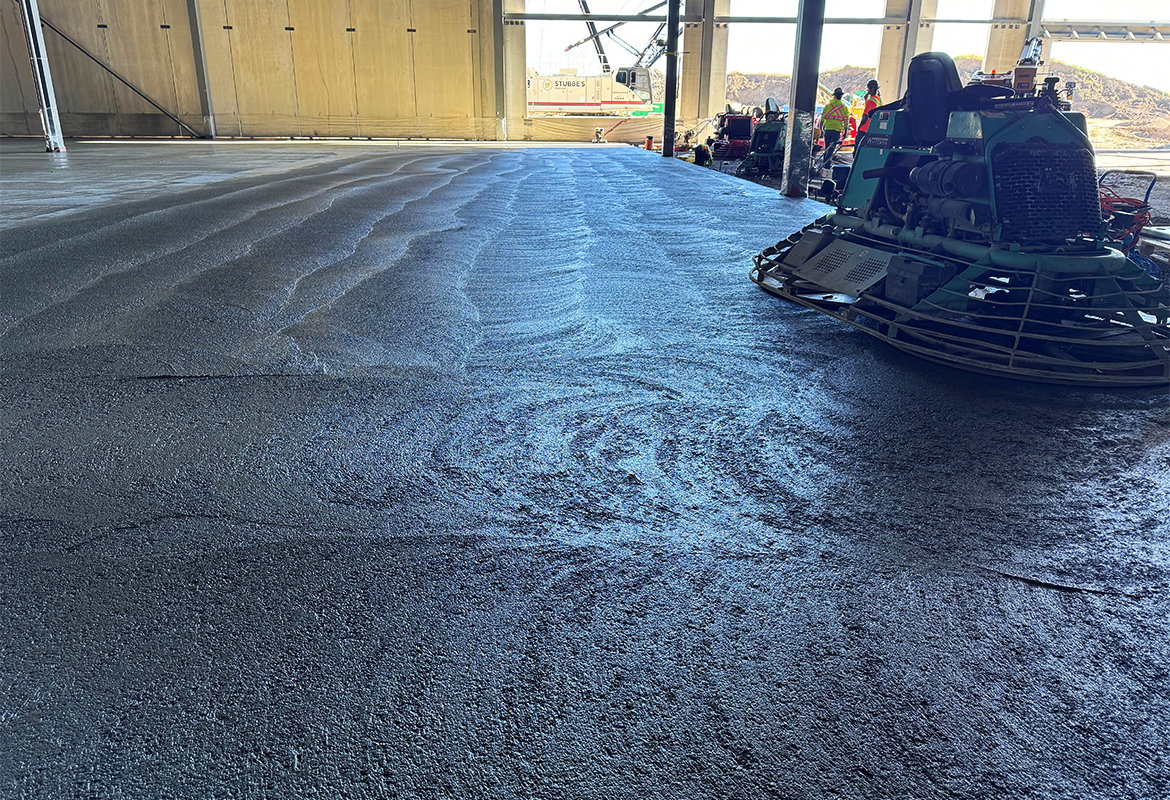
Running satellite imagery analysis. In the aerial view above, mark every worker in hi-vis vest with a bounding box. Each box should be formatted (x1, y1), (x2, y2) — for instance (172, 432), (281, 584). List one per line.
(818, 87), (850, 172)
(858, 80), (882, 136)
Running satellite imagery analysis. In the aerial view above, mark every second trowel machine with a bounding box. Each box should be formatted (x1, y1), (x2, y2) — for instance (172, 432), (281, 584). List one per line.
(751, 42), (1168, 386)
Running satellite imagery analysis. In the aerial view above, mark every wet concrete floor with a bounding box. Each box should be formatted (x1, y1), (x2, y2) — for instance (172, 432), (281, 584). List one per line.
(1, 140), (1168, 799)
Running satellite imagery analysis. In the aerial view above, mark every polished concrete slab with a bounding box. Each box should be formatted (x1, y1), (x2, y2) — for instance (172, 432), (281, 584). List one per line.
(1, 139), (1168, 799)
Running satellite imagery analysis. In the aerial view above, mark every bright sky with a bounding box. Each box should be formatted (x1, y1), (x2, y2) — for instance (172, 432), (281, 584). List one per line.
(525, 0), (1170, 92)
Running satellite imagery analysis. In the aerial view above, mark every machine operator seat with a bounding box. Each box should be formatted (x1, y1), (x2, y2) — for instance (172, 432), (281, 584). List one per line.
(905, 51), (963, 146)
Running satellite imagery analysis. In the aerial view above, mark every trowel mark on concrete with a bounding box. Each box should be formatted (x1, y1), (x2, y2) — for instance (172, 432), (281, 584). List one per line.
(0, 141), (1167, 799)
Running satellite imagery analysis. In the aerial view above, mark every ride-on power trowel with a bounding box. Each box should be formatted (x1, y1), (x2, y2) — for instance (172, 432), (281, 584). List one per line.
(751, 43), (1169, 386)
(736, 99), (787, 178)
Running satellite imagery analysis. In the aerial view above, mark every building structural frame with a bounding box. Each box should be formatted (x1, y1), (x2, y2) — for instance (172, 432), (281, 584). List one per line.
(7, 0), (1167, 147)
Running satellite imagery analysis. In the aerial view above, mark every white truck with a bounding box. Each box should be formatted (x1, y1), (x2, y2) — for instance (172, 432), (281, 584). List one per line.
(526, 67), (657, 116)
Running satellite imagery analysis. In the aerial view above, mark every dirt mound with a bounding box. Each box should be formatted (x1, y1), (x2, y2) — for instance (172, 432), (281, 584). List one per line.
(725, 58), (1170, 149)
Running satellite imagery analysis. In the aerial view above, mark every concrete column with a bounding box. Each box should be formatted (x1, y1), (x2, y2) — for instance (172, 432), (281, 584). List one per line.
(780, 0), (825, 198)
(984, 0), (1035, 73)
(502, 0), (525, 140)
(876, 0), (937, 101)
(678, 0), (728, 128)
(678, 0), (703, 125)
(699, 0), (729, 120)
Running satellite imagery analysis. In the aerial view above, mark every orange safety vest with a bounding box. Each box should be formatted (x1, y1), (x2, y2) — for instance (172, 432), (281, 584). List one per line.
(858, 93), (882, 133)
(821, 99), (849, 132)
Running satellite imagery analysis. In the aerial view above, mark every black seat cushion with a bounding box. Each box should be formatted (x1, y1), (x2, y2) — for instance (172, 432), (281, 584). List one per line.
(906, 52), (964, 146)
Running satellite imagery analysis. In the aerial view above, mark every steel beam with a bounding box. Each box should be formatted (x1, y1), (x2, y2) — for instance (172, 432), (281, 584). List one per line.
(780, 0), (826, 198)
(503, 10), (1169, 39)
(662, 0), (680, 157)
(504, 12), (904, 24)
(1040, 21), (1170, 43)
(14, 0), (65, 151)
(185, 0), (214, 138)
(505, 12), (696, 22)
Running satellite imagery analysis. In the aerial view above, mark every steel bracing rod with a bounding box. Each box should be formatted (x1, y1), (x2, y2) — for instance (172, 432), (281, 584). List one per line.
(608, 34), (644, 58)
(565, 20), (625, 52)
(38, 14), (202, 138)
(576, 0), (611, 72)
(633, 22), (668, 67)
(508, 9), (1169, 43)
(564, 2), (666, 53)
(13, 0), (65, 151)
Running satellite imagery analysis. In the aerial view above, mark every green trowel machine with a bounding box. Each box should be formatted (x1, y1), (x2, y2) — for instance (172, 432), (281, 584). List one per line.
(751, 43), (1169, 386)
(736, 99), (787, 178)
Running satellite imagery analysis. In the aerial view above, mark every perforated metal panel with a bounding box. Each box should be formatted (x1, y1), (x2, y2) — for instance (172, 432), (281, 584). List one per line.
(992, 142), (1101, 244)
(790, 240), (892, 296)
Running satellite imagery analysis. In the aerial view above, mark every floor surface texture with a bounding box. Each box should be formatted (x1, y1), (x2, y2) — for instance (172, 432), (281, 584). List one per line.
(1, 140), (1168, 800)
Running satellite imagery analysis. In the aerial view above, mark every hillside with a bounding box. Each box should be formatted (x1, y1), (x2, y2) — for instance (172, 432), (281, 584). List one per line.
(724, 57), (1170, 149)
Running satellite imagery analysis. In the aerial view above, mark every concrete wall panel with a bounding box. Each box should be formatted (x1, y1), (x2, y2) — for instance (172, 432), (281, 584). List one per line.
(39, 0), (121, 134)
(4, 0), (200, 136)
(0, 2), (38, 135)
(94, 0), (184, 133)
(159, 0), (204, 129)
(220, 0), (298, 136)
(3, 0), (645, 142)
(287, 0), (358, 137)
(412, 0), (475, 121)
(194, 0), (241, 136)
(349, 0), (417, 129)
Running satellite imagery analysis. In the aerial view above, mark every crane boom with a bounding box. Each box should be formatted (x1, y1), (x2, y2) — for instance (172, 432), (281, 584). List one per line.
(576, 0), (611, 73)
(564, 2), (675, 69)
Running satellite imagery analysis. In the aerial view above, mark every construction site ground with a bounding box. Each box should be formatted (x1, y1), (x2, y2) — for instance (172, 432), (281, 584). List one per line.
(2, 139), (1167, 800)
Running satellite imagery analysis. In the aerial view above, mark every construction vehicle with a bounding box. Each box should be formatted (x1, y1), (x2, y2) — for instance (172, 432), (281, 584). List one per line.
(526, 67), (655, 116)
(750, 42), (1169, 386)
(736, 99), (788, 178)
(532, 0), (672, 117)
(710, 105), (756, 159)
